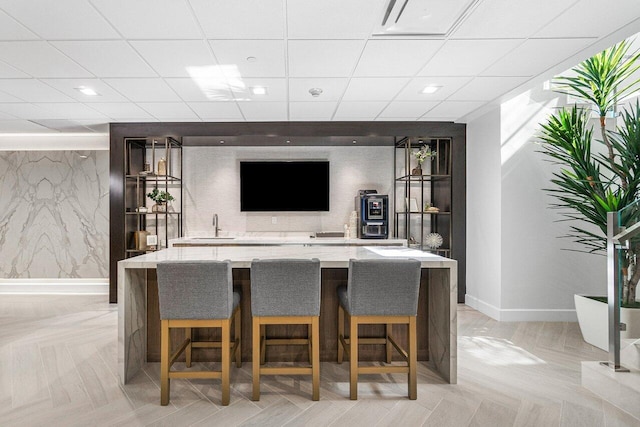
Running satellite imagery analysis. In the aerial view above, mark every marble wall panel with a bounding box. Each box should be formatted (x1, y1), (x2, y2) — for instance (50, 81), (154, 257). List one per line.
(0, 151), (109, 278)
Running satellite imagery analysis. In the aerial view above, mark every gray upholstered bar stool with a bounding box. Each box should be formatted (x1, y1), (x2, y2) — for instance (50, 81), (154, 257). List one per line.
(250, 258), (321, 401)
(157, 260), (241, 406)
(337, 258), (421, 400)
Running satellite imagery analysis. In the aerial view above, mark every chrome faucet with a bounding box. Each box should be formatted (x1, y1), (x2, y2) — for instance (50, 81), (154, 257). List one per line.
(213, 213), (220, 237)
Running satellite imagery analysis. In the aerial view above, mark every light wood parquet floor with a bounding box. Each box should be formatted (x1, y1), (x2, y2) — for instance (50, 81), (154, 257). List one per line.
(0, 295), (638, 427)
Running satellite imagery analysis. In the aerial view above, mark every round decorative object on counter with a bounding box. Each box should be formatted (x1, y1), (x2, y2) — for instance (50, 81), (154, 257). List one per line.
(425, 233), (443, 249)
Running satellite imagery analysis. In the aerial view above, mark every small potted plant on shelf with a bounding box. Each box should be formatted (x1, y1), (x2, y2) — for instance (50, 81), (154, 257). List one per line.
(147, 188), (175, 213)
(411, 145), (437, 175)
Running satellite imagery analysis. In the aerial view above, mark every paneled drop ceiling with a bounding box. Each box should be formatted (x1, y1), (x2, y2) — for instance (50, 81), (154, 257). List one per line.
(0, 0), (637, 133)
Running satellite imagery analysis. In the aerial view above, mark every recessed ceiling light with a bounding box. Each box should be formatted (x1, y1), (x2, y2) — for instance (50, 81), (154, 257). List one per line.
(421, 85), (441, 94)
(219, 140), (225, 144)
(75, 86), (99, 96)
(286, 140), (291, 144)
(250, 86), (267, 95)
(352, 140), (357, 144)
(246, 56), (257, 62)
(309, 88), (323, 97)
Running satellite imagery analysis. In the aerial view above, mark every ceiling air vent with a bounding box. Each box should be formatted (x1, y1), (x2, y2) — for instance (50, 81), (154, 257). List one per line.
(374, 0), (479, 37)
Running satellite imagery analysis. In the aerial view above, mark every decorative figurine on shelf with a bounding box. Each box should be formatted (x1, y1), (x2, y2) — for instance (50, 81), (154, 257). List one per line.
(157, 157), (167, 175)
(425, 233), (444, 249)
(411, 145), (437, 175)
(147, 188), (174, 213)
(424, 202), (440, 213)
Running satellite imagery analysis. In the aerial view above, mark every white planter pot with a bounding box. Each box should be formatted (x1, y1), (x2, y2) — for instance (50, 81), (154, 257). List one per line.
(574, 294), (640, 351)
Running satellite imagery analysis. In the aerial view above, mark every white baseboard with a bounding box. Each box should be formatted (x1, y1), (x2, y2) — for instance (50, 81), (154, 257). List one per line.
(0, 278), (108, 295)
(465, 294), (577, 322)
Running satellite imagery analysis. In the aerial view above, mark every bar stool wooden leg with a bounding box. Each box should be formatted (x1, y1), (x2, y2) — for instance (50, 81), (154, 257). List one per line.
(408, 317), (417, 400)
(235, 307), (242, 368)
(385, 323), (392, 363)
(252, 317), (261, 401)
(311, 316), (320, 401)
(260, 324), (267, 365)
(349, 316), (358, 400)
(337, 305), (344, 363)
(307, 324), (313, 365)
(221, 320), (231, 406)
(185, 327), (192, 368)
(160, 320), (170, 406)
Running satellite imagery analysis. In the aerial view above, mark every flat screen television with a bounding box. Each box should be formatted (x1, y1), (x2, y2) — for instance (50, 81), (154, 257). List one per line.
(240, 161), (329, 211)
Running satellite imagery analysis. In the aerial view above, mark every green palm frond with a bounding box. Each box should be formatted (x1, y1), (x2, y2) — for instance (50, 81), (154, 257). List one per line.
(553, 40), (640, 117)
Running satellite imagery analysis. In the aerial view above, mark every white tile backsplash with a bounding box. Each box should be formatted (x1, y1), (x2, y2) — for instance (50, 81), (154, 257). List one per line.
(183, 145), (394, 236)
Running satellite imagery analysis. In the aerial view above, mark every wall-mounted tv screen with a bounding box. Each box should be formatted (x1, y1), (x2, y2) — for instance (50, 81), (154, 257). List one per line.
(240, 161), (329, 212)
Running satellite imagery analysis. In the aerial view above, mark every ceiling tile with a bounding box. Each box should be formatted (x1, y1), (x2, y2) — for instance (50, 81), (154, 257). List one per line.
(0, 79), (74, 102)
(166, 78), (235, 102)
(136, 102), (199, 120)
(41, 79), (128, 103)
(0, 110), (16, 119)
(290, 102), (337, 120)
(342, 78), (409, 101)
(90, 0), (201, 39)
(209, 40), (285, 78)
(287, 0), (385, 39)
(74, 120), (109, 133)
(237, 102), (287, 121)
(452, 0), (564, 39)
(334, 101), (387, 119)
(188, 102), (243, 120)
(0, 120), (51, 132)
(0, 9), (37, 40)
(230, 78), (287, 102)
(27, 119), (96, 132)
(103, 79), (181, 102)
(0, 90), (24, 103)
(189, 0), (284, 39)
(53, 41), (156, 78)
(419, 39), (523, 76)
(0, 61), (29, 78)
(353, 40), (443, 77)
(288, 40), (365, 77)
(482, 38), (594, 77)
(378, 101), (440, 118)
(395, 76), (473, 101)
(131, 40), (216, 78)
(0, 102), (67, 119)
(0, 41), (91, 78)
(289, 78), (349, 101)
(32, 103), (109, 120)
(0, 0), (119, 39)
(88, 103), (154, 120)
(536, 0), (640, 38)
(423, 101), (485, 119)
(448, 76), (530, 101)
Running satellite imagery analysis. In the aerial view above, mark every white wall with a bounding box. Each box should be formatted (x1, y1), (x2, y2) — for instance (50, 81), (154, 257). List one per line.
(466, 107), (503, 317)
(466, 87), (606, 321)
(182, 145), (394, 236)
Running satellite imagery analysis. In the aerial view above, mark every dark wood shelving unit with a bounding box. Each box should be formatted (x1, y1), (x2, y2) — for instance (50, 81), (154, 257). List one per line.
(123, 137), (183, 259)
(394, 137), (453, 255)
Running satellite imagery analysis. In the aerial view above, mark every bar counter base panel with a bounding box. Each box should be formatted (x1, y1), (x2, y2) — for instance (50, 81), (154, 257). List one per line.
(118, 246), (457, 385)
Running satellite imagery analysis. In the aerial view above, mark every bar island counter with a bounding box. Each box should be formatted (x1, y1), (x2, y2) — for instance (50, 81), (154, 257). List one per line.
(118, 244), (457, 387)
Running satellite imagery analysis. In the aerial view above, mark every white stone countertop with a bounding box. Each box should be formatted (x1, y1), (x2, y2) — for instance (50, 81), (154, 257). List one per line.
(169, 235), (407, 247)
(120, 245), (456, 269)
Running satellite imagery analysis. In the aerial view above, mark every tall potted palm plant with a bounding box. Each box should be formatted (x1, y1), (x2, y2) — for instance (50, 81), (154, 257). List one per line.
(538, 40), (640, 349)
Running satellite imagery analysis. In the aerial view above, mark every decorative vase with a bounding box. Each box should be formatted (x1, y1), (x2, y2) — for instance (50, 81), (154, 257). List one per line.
(411, 165), (423, 176)
(157, 157), (167, 175)
(152, 202), (166, 213)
